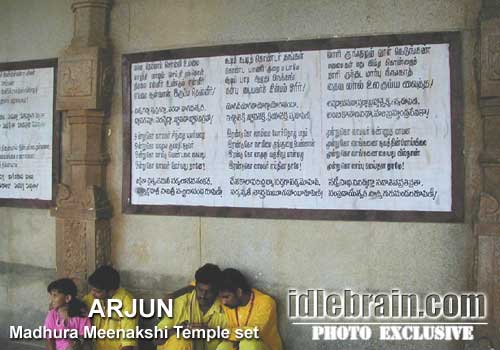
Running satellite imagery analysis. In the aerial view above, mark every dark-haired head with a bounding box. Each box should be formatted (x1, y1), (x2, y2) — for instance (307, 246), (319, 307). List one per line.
(195, 263), (222, 286)
(47, 278), (77, 296)
(47, 278), (86, 317)
(194, 263), (221, 308)
(218, 268), (252, 309)
(219, 268), (251, 294)
(88, 265), (120, 300)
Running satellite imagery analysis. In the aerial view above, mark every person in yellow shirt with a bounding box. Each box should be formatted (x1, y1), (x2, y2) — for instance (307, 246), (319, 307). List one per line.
(216, 269), (282, 350)
(156, 263), (228, 350)
(83, 265), (138, 350)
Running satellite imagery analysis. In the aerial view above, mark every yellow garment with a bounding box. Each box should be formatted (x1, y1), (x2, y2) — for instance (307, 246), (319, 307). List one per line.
(157, 290), (228, 350)
(222, 289), (282, 350)
(83, 288), (138, 350)
(216, 339), (269, 350)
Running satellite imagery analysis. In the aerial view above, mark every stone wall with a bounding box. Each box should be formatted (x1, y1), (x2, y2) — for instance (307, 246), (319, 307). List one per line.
(0, 0), (483, 349)
(0, 1), (71, 338)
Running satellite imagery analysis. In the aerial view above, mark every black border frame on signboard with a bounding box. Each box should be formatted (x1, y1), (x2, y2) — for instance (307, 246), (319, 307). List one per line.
(0, 58), (60, 209)
(122, 31), (463, 222)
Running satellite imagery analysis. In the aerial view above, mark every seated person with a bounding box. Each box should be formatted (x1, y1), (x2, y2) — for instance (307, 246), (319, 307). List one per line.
(44, 278), (91, 350)
(156, 263), (228, 350)
(83, 265), (138, 350)
(217, 269), (282, 350)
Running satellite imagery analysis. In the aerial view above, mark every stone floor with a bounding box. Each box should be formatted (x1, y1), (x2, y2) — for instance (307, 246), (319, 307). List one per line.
(0, 339), (44, 349)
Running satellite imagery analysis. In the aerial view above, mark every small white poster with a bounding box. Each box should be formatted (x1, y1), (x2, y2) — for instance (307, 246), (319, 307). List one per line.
(0, 67), (54, 200)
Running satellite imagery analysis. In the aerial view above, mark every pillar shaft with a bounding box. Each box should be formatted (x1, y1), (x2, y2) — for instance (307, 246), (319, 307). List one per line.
(51, 0), (113, 292)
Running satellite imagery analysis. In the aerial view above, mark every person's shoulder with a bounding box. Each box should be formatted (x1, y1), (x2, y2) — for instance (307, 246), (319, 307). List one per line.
(221, 303), (235, 316)
(210, 296), (225, 314)
(82, 293), (93, 302)
(44, 309), (58, 327)
(82, 294), (94, 308)
(115, 287), (134, 301)
(175, 289), (196, 305)
(253, 288), (277, 307)
(82, 293), (94, 304)
(45, 308), (58, 319)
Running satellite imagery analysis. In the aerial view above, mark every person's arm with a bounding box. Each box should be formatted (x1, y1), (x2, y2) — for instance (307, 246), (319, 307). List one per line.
(154, 319), (188, 345)
(155, 295), (189, 345)
(120, 295), (139, 350)
(154, 315), (172, 346)
(44, 310), (57, 350)
(154, 337), (167, 346)
(191, 311), (228, 340)
(158, 283), (195, 342)
(76, 317), (92, 349)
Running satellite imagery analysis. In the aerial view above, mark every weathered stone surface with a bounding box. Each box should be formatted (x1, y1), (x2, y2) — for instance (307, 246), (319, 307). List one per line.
(473, 2), (500, 347)
(57, 47), (112, 111)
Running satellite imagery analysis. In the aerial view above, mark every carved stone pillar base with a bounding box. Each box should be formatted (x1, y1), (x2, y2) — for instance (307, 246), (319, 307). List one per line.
(473, 194), (500, 349)
(52, 184), (112, 292)
(54, 217), (111, 292)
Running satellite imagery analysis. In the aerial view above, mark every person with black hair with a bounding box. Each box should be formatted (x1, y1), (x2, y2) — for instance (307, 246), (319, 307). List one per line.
(216, 269), (282, 350)
(82, 265), (138, 350)
(156, 263), (227, 350)
(44, 278), (91, 350)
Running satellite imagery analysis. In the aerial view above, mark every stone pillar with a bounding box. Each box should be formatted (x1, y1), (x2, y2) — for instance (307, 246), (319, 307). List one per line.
(474, 0), (500, 348)
(51, 0), (113, 292)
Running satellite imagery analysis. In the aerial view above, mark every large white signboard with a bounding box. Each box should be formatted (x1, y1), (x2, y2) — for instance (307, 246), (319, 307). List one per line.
(129, 42), (453, 212)
(0, 67), (54, 201)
